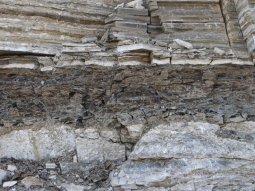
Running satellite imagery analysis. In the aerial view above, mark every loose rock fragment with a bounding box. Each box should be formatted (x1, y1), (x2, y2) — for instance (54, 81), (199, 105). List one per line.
(126, 124), (144, 139)
(126, 0), (144, 9)
(0, 169), (8, 185)
(3, 181), (17, 187)
(21, 176), (43, 189)
(173, 39), (193, 49)
(46, 163), (56, 169)
(7, 165), (17, 172)
(214, 47), (225, 56)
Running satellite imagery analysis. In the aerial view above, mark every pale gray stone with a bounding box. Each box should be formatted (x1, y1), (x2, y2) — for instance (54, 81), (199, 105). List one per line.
(7, 165), (17, 172)
(46, 163), (56, 169)
(125, 0), (145, 9)
(111, 122), (255, 189)
(214, 47), (225, 56)
(0, 125), (76, 160)
(117, 43), (163, 53)
(129, 122), (255, 160)
(83, 128), (100, 139)
(100, 129), (120, 142)
(21, 176), (43, 189)
(173, 39), (193, 49)
(126, 124), (144, 139)
(0, 169), (8, 185)
(76, 137), (126, 164)
(60, 162), (95, 174)
(61, 183), (91, 191)
(3, 181), (17, 187)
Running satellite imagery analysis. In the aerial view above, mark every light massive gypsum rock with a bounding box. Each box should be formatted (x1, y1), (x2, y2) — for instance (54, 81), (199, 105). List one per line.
(111, 121), (255, 190)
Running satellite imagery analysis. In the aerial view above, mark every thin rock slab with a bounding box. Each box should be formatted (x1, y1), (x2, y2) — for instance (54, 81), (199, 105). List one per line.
(3, 181), (17, 187)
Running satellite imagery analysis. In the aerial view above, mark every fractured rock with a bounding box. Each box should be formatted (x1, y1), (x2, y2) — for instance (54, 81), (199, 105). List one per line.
(76, 137), (126, 164)
(0, 125), (76, 160)
(7, 165), (17, 172)
(100, 129), (121, 142)
(21, 176), (43, 189)
(111, 122), (255, 189)
(126, 124), (144, 139)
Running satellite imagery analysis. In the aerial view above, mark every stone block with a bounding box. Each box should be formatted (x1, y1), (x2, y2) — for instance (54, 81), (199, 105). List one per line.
(76, 137), (126, 164)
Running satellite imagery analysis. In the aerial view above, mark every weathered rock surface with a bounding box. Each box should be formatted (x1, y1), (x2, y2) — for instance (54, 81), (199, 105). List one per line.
(0, 169), (8, 185)
(76, 137), (126, 164)
(111, 122), (255, 190)
(21, 176), (43, 189)
(1, 0), (255, 190)
(0, 125), (76, 160)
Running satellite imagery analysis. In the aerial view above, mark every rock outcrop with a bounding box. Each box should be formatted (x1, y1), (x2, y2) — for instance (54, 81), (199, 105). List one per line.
(1, 0), (255, 190)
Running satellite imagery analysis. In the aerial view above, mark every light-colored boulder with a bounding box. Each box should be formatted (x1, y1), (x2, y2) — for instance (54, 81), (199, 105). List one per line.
(0, 125), (76, 160)
(76, 137), (126, 164)
(3, 181), (17, 187)
(0, 169), (8, 185)
(21, 176), (43, 189)
(129, 122), (255, 160)
(84, 128), (100, 139)
(111, 122), (255, 189)
(100, 129), (120, 142)
(7, 165), (17, 172)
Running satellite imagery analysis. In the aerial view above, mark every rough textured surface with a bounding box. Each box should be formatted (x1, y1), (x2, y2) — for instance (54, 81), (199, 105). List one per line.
(76, 137), (126, 164)
(0, 125), (76, 160)
(111, 122), (255, 190)
(1, 0), (255, 190)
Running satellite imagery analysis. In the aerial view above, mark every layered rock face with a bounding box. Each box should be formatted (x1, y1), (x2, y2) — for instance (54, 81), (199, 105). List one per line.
(1, 0), (255, 190)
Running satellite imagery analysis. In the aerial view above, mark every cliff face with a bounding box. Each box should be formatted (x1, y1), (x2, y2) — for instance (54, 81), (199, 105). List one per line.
(1, 0), (255, 190)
